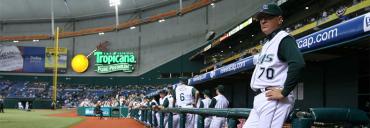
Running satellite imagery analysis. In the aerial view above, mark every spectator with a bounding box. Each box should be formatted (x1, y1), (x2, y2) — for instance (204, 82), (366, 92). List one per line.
(322, 10), (328, 18)
(336, 6), (348, 21)
(353, 0), (359, 5)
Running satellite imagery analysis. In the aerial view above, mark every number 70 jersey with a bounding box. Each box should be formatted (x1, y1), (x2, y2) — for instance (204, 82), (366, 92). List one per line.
(250, 31), (289, 91)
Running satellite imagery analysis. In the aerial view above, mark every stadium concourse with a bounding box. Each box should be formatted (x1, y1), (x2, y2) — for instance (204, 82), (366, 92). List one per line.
(0, 0), (370, 128)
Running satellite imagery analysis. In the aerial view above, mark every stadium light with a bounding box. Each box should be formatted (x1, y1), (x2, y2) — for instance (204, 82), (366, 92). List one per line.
(13, 40), (19, 43)
(158, 19), (165, 23)
(210, 3), (215, 8)
(98, 32), (105, 35)
(33, 39), (40, 42)
(109, 0), (120, 28)
(109, 0), (120, 7)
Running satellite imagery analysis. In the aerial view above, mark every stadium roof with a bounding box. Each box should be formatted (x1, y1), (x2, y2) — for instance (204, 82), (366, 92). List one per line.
(0, 0), (180, 23)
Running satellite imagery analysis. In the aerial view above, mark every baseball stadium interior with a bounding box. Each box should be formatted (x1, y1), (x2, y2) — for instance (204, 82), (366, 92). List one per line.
(0, 0), (369, 128)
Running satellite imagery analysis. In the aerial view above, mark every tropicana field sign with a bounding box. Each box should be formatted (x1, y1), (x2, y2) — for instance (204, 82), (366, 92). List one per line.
(94, 51), (136, 73)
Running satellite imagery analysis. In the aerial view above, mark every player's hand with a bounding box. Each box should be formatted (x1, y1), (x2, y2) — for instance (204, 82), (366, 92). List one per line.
(266, 88), (284, 101)
(152, 105), (159, 110)
(192, 101), (197, 108)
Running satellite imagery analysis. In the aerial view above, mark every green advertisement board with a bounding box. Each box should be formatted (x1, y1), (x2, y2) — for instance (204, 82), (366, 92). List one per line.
(94, 52), (136, 73)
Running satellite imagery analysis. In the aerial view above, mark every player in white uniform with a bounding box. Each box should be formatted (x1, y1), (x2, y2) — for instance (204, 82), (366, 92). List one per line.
(209, 85), (229, 128)
(25, 101), (29, 111)
(153, 86), (175, 128)
(155, 90), (167, 128)
(149, 96), (159, 127)
(243, 3), (305, 128)
(194, 89), (212, 128)
(18, 102), (23, 110)
(173, 79), (199, 128)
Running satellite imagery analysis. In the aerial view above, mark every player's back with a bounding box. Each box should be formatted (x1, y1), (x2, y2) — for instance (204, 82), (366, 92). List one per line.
(214, 95), (229, 109)
(175, 85), (194, 108)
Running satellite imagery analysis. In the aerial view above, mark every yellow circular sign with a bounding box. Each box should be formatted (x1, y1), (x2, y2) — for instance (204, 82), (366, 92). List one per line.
(71, 54), (89, 73)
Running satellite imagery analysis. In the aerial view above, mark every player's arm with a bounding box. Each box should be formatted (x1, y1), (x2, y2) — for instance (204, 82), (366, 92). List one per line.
(199, 101), (204, 108)
(278, 36), (305, 97)
(162, 98), (169, 108)
(173, 90), (177, 107)
(192, 88), (200, 107)
(208, 98), (216, 108)
(155, 98), (169, 110)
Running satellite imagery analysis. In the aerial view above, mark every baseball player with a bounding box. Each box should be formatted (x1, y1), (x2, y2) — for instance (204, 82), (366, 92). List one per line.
(243, 3), (305, 128)
(25, 101), (29, 111)
(172, 79), (199, 128)
(0, 95), (4, 113)
(209, 85), (229, 128)
(153, 86), (175, 128)
(194, 90), (212, 128)
(155, 90), (167, 128)
(18, 101), (23, 110)
(149, 96), (159, 127)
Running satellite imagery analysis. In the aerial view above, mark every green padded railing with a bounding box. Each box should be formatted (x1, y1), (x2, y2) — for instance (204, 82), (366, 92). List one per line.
(131, 107), (251, 128)
(292, 108), (369, 128)
(131, 107), (369, 128)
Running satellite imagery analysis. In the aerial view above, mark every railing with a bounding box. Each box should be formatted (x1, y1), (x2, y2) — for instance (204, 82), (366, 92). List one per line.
(130, 107), (251, 128)
(129, 107), (370, 128)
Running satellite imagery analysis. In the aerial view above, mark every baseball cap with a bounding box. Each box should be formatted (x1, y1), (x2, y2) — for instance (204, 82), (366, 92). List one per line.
(179, 78), (188, 84)
(256, 3), (283, 20)
(202, 89), (211, 97)
(167, 84), (173, 89)
(215, 85), (225, 92)
(159, 89), (167, 94)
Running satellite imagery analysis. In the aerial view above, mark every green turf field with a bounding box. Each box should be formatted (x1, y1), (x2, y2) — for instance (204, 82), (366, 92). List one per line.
(0, 109), (83, 128)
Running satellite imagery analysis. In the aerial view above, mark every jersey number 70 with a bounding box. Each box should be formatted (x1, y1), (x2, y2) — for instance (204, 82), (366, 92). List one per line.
(258, 67), (274, 79)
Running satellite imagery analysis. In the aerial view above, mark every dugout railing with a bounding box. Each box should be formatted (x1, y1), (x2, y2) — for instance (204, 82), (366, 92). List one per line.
(130, 107), (251, 128)
(129, 107), (369, 128)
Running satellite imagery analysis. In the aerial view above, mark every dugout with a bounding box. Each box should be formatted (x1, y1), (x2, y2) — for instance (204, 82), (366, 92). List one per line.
(188, 1), (370, 115)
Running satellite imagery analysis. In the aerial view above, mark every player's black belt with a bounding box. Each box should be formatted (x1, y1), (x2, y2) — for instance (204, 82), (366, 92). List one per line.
(254, 87), (275, 95)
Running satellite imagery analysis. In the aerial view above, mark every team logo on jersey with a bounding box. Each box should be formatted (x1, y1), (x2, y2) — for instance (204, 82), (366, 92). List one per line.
(262, 5), (268, 10)
(257, 54), (274, 64)
(364, 13), (370, 32)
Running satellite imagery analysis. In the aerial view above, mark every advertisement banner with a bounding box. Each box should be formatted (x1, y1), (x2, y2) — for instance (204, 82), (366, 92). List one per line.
(22, 47), (45, 73)
(0, 45), (23, 72)
(297, 12), (370, 53)
(45, 48), (67, 73)
(85, 107), (111, 116)
(94, 51), (136, 74)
